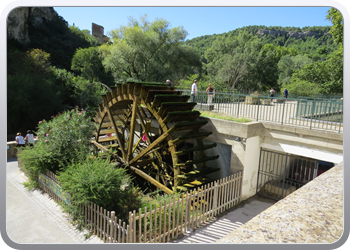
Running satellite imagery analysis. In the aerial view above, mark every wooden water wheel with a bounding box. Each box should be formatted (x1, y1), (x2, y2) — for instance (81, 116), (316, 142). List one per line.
(92, 82), (219, 194)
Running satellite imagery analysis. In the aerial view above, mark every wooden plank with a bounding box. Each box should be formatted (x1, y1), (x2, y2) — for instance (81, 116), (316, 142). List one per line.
(105, 103), (126, 158)
(154, 202), (158, 243)
(138, 208), (142, 243)
(181, 193), (185, 235)
(103, 209), (107, 242)
(158, 200), (162, 243)
(133, 210), (136, 243)
(112, 212), (116, 243)
(128, 212), (132, 243)
(163, 199), (167, 243)
(200, 185), (204, 225)
(127, 97), (139, 160)
(233, 173), (238, 206)
(149, 204), (153, 243)
(230, 174), (235, 207)
(106, 211), (110, 243)
(129, 166), (173, 194)
(99, 207), (103, 239)
(172, 195), (176, 240)
(122, 222), (126, 243)
(118, 219), (121, 243)
(238, 172), (243, 203)
(204, 184), (208, 222)
(93, 203), (96, 234)
(176, 194), (180, 238)
(143, 206), (147, 243)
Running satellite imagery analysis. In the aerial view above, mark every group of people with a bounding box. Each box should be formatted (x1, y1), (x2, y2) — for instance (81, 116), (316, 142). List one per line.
(191, 80), (215, 104)
(270, 88), (289, 100)
(15, 130), (36, 147)
(168, 79), (289, 104)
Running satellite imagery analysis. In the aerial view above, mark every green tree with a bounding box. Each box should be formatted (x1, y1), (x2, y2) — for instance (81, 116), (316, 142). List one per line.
(101, 15), (201, 83)
(326, 8), (343, 60)
(289, 54), (342, 94)
(277, 54), (313, 87)
(288, 8), (343, 94)
(71, 47), (114, 86)
(205, 31), (264, 93)
(284, 79), (321, 97)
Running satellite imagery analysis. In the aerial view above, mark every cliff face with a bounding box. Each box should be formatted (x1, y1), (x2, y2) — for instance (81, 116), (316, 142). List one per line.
(256, 29), (331, 39)
(7, 7), (58, 44)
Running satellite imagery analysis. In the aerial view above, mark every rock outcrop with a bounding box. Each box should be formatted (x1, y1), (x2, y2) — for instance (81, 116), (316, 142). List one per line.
(7, 7), (58, 44)
(256, 29), (331, 39)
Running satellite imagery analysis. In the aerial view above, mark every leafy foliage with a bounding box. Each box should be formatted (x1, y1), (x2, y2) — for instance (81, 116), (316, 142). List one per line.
(27, 15), (99, 70)
(289, 54), (343, 94)
(283, 79), (321, 97)
(18, 107), (96, 177)
(277, 54), (313, 87)
(101, 15), (201, 83)
(71, 47), (114, 86)
(58, 157), (143, 221)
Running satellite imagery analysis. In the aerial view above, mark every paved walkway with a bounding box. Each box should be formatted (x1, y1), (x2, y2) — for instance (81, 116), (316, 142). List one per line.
(5, 159), (276, 245)
(5, 159), (103, 244)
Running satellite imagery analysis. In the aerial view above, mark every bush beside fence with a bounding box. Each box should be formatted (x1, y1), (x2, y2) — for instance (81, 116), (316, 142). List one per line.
(30, 167), (243, 243)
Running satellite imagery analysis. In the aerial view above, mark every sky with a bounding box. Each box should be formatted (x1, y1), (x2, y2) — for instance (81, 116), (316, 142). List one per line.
(54, 6), (334, 40)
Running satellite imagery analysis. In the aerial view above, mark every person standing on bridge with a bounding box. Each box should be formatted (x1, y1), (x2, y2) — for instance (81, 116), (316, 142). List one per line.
(284, 88), (289, 101)
(191, 80), (198, 103)
(166, 79), (171, 87)
(270, 88), (275, 99)
(206, 83), (215, 105)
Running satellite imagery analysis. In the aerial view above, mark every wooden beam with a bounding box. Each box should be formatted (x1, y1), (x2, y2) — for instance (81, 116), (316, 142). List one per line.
(127, 96), (139, 160)
(105, 104), (126, 158)
(128, 126), (177, 165)
(129, 166), (173, 194)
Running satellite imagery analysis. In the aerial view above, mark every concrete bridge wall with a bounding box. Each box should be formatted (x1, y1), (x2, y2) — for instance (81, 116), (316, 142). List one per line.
(198, 117), (343, 200)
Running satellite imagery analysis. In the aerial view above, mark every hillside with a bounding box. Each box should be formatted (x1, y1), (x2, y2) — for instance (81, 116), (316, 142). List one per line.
(184, 25), (336, 62)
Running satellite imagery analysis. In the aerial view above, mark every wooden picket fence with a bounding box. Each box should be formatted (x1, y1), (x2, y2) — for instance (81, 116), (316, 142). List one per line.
(37, 170), (243, 243)
(127, 171), (243, 243)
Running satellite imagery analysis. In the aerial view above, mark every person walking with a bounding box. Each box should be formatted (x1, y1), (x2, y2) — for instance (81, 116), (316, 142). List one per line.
(206, 83), (215, 105)
(25, 130), (35, 147)
(284, 88), (289, 101)
(191, 80), (198, 102)
(166, 79), (171, 87)
(15, 133), (25, 147)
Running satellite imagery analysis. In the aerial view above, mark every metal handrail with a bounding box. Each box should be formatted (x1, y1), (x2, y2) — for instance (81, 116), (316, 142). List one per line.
(179, 90), (343, 133)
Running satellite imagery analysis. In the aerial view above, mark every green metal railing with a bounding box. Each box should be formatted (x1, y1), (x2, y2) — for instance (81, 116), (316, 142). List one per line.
(182, 90), (343, 133)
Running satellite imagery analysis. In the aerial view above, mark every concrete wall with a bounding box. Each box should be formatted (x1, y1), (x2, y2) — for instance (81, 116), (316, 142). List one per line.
(198, 117), (343, 201)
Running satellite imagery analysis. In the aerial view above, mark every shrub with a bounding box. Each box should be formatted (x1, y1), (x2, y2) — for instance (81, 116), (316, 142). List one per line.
(18, 107), (96, 184)
(58, 157), (143, 222)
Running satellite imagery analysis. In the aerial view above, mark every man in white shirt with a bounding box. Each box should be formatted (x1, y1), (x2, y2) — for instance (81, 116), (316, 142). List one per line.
(191, 80), (198, 102)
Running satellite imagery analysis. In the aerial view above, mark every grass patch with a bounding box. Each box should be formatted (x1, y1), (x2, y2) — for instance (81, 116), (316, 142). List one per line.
(200, 111), (252, 123)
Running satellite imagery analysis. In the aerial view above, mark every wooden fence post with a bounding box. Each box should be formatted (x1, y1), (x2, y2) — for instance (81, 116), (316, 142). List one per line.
(213, 181), (218, 216)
